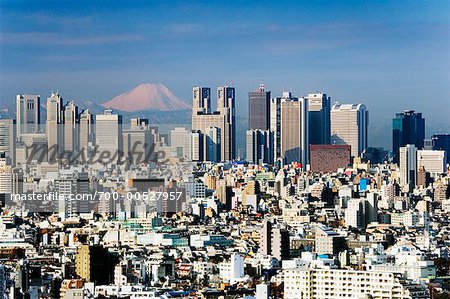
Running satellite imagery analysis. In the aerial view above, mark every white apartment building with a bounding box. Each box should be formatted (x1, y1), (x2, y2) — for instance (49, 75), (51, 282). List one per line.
(284, 268), (413, 299)
(417, 150), (446, 176)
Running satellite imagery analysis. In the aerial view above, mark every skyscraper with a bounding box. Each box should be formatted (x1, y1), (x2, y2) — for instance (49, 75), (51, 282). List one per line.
(246, 129), (273, 164)
(0, 119), (16, 165)
(399, 144), (417, 192)
(192, 86), (236, 161)
(205, 126), (221, 162)
(95, 109), (122, 164)
(392, 110), (425, 164)
(431, 134), (450, 162)
(46, 92), (64, 157)
(272, 92), (308, 166)
(331, 103), (368, 158)
(170, 127), (192, 160)
(63, 101), (78, 153)
(306, 93), (331, 145)
(79, 109), (94, 151)
(16, 94), (40, 137)
(248, 83), (271, 130)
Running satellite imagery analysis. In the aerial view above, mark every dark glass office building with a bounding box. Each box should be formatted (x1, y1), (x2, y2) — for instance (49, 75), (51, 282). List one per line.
(432, 133), (450, 161)
(392, 110), (425, 164)
(248, 83), (271, 130)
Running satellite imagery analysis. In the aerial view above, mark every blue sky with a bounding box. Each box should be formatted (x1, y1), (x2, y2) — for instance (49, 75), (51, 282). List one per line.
(1, 0), (449, 147)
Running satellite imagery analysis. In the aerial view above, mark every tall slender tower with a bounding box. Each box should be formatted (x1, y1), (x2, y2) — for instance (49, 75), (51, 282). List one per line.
(270, 92), (308, 167)
(16, 94), (40, 137)
(331, 103), (368, 158)
(46, 92), (64, 156)
(64, 101), (79, 153)
(307, 93), (331, 145)
(248, 83), (271, 130)
(79, 109), (94, 150)
(399, 144), (417, 192)
(217, 86), (236, 161)
(392, 110), (425, 164)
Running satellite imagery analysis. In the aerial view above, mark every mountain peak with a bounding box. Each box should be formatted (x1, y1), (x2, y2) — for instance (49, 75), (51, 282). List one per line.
(102, 83), (190, 112)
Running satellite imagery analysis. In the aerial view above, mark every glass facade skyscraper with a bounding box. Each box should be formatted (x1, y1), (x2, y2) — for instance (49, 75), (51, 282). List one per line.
(392, 110), (425, 164)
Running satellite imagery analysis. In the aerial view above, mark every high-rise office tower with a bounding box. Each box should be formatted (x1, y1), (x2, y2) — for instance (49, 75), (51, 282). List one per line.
(392, 110), (425, 164)
(217, 86), (236, 160)
(431, 134), (450, 162)
(306, 93), (331, 145)
(192, 86), (236, 161)
(191, 130), (204, 162)
(63, 101), (78, 153)
(95, 109), (122, 164)
(170, 127), (192, 160)
(399, 144), (417, 192)
(205, 126), (221, 163)
(331, 103), (368, 158)
(192, 87), (211, 114)
(46, 92), (64, 156)
(79, 109), (94, 150)
(16, 94), (40, 137)
(122, 118), (154, 164)
(246, 129), (273, 164)
(0, 119), (16, 165)
(248, 83), (271, 130)
(270, 92), (308, 166)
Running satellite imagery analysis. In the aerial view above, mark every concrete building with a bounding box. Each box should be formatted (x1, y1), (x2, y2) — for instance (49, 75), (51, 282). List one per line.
(248, 83), (271, 130)
(63, 101), (79, 153)
(192, 86), (236, 161)
(270, 92), (308, 167)
(400, 144), (417, 191)
(16, 94), (40, 137)
(95, 109), (122, 164)
(170, 127), (191, 160)
(284, 267), (415, 299)
(246, 129), (273, 164)
(417, 150), (446, 176)
(331, 103), (368, 158)
(46, 92), (64, 156)
(309, 144), (351, 173)
(0, 119), (16, 165)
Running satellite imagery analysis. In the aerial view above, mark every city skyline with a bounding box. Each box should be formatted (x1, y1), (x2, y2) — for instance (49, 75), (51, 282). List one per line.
(0, 1), (449, 147)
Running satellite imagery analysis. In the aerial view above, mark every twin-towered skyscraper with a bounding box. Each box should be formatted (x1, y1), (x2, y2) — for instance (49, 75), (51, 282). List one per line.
(191, 86), (236, 162)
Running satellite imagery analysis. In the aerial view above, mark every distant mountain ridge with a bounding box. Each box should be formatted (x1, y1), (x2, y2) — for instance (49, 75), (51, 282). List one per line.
(102, 83), (190, 112)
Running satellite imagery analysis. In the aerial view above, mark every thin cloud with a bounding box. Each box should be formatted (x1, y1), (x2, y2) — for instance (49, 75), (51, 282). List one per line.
(0, 32), (146, 46)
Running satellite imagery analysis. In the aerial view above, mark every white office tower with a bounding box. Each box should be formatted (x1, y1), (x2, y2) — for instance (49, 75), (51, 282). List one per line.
(122, 118), (154, 165)
(246, 129), (273, 164)
(400, 144), (417, 191)
(63, 101), (78, 153)
(170, 127), (192, 160)
(205, 126), (221, 162)
(56, 170), (89, 221)
(0, 157), (12, 194)
(417, 150), (446, 177)
(331, 103), (368, 158)
(95, 109), (122, 165)
(16, 94), (40, 137)
(0, 119), (15, 165)
(46, 92), (64, 156)
(79, 109), (94, 151)
(191, 131), (203, 162)
(219, 253), (244, 284)
(270, 92), (308, 167)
